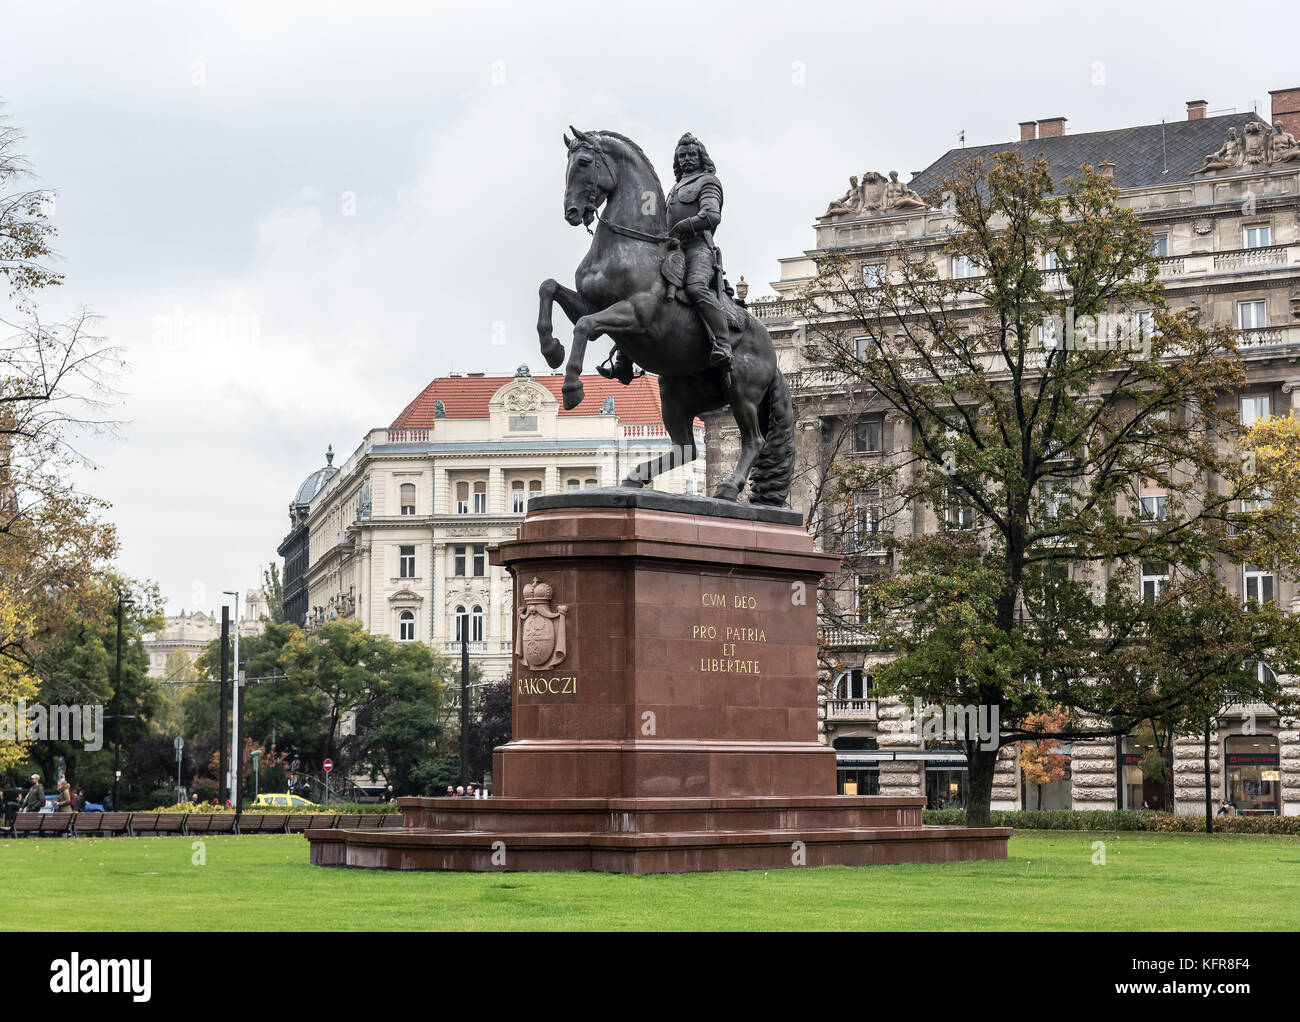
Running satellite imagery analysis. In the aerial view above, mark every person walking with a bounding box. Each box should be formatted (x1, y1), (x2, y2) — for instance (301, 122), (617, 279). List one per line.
(55, 780), (71, 812)
(21, 774), (44, 812)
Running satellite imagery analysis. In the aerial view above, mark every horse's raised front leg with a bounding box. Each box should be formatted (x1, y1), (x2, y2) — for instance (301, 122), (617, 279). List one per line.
(563, 299), (639, 409)
(622, 382), (700, 488)
(538, 280), (590, 370)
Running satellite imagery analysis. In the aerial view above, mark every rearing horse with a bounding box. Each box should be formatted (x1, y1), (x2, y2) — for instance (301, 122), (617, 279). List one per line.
(536, 127), (794, 505)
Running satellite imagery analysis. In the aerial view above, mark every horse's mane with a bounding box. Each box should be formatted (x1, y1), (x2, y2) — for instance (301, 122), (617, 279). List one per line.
(594, 131), (665, 204)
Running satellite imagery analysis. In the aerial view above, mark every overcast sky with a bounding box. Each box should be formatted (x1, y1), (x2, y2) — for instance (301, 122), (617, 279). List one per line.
(2, 0), (1297, 616)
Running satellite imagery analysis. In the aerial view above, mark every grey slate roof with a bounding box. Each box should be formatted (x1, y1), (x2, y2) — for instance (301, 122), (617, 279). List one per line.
(906, 112), (1269, 197)
(293, 464), (337, 505)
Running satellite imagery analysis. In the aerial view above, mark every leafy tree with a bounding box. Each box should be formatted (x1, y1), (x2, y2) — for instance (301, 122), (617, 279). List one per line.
(464, 680), (511, 781)
(799, 153), (1300, 825)
(262, 562), (285, 625)
(1017, 707), (1069, 810)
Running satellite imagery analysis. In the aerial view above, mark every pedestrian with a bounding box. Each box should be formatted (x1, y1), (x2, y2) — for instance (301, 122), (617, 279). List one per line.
(102, 791), (114, 813)
(21, 774), (44, 812)
(385, 785), (395, 803)
(55, 780), (71, 812)
(445, 786), (455, 798)
(455, 785), (465, 797)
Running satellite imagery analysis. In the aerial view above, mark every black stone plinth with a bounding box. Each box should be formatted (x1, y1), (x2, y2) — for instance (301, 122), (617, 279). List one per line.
(527, 486), (803, 526)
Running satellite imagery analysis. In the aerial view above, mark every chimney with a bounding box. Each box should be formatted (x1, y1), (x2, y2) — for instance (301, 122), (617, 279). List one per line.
(1186, 99), (1207, 120)
(1270, 86), (1300, 138)
(1019, 120), (1037, 141)
(1037, 117), (1067, 138)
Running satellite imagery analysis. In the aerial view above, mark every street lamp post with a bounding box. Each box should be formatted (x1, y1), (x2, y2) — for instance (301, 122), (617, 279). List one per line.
(112, 590), (124, 810)
(223, 590), (241, 810)
(249, 749), (261, 801)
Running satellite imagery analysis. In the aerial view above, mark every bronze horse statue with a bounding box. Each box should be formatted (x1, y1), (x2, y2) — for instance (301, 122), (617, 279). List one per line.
(536, 127), (794, 505)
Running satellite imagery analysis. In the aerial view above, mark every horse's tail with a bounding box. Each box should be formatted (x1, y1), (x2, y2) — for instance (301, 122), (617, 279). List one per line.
(748, 366), (795, 507)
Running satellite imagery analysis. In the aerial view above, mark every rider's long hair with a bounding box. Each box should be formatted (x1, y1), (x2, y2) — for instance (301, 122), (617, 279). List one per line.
(673, 133), (716, 179)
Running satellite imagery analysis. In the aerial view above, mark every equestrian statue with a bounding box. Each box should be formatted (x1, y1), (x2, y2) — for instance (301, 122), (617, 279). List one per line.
(537, 127), (795, 505)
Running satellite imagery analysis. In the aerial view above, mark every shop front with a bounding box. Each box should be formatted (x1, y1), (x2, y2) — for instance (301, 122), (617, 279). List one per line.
(1224, 734), (1281, 815)
(1118, 733), (1173, 811)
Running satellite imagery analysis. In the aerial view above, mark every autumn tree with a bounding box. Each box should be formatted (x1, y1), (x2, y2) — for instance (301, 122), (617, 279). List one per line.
(1018, 707), (1070, 810)
(798, 153), (1300, 826)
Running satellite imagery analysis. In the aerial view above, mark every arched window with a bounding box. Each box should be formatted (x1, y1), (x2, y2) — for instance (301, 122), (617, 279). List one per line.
(473, 480), (487, 513)
(833, 668), (871, 701)
(454, 605), (468, 642)
(398, 610), (415, 642)
(471, 605), (484, 642)
(400, 483), (416, 515)
(511, 480), (526, 513)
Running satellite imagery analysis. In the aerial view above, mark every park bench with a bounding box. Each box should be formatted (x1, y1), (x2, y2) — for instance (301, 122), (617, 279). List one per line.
(334, 814), (363, 829)
(72, 812), (132, 837)
(131, 813), (188, 835)
(13, 813), (74, 837)
(186, 814), (238, 835)
(290, 813), (339, 832)
(237, 813), (289, 834)
(379, 814), (403, 829)
(355, 814), (385, 830)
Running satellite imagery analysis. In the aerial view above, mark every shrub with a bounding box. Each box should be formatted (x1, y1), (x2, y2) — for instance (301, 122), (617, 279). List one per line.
(922, 808), (1300, 835)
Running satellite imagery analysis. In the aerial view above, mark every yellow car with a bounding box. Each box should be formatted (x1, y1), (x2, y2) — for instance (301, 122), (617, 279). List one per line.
(253, 793), (317, 808)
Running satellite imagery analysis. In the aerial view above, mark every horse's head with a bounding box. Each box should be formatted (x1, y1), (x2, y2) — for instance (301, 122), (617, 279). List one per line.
(562, 125), (615, 228)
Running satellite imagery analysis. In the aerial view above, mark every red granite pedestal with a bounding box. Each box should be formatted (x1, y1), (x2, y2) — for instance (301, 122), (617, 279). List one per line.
(307, 490), (1010, 874)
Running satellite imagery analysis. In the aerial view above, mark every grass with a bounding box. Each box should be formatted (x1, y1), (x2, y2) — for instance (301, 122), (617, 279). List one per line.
(3, 831), (1297, 931)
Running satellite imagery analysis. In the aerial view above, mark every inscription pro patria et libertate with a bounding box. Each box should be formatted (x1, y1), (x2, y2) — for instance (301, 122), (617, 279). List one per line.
(694, 589), (765, 675)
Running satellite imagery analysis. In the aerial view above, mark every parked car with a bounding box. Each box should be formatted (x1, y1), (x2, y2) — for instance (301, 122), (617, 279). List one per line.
(253, 793), (317, 808)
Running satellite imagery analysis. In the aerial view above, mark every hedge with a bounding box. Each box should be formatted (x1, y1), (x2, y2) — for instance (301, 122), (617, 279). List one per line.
(152, 801), (397, 815)
(922, 808), (1300, 835)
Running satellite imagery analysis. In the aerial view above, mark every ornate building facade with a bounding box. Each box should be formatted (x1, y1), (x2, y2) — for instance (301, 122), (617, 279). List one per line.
(143, 590), (268, 679)
(707, 86), (1300, 815)
(294, 365), (704, 690)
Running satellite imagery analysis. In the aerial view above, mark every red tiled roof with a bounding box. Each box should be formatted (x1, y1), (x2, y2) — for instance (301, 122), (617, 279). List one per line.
(390, 372), (664, 429)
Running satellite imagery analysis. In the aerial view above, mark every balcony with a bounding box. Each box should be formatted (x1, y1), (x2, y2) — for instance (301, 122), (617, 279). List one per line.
(819, 626), (878, 649)
(1214, 245), (1288, 271)
(826, 697), (879, 722)
(442, 640), (513, 656)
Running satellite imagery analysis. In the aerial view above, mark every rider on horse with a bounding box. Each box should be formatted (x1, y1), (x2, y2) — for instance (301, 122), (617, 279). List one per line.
(598, 132), (734, 385)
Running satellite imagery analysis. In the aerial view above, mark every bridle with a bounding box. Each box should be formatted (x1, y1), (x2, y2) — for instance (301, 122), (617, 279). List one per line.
(572, 138), (669, 244)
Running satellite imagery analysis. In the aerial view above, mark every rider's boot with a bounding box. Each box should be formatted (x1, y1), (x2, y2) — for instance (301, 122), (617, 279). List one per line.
(698, 301), (733, 371)
(597, 347), (637, 386)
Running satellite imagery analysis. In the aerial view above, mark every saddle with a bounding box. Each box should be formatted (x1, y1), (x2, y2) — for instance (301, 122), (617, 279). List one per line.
(660, 241), (748, 333)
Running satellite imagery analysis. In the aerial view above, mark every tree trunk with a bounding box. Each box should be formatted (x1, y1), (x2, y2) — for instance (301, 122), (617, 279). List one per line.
(966, 744), (998, 826)
(1203, 720), (1213, 835)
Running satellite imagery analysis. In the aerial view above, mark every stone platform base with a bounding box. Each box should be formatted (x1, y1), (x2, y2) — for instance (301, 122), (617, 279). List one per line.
(305, 796), (1010, 875)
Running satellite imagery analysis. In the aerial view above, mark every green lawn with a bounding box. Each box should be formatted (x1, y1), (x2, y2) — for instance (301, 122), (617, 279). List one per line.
(3, 831), (1296, 931)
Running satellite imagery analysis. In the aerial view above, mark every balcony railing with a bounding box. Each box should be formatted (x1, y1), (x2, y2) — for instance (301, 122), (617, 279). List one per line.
(1214, 245), (1288, 271)
(387, 428), (431, 443)
(442, 640), (513, 655)
(826, 697), (879, 721)
(819, 626), (879, 648)
(749, 298), (799, 321)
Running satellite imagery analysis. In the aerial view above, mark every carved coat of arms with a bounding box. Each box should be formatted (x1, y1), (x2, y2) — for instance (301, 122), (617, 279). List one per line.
(515, 576), (568, 669)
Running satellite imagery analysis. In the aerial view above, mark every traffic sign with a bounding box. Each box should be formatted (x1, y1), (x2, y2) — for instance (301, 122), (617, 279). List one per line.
(324, 759), (333, 773)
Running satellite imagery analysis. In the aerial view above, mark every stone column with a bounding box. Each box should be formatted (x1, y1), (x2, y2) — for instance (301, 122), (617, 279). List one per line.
(991, 744), (1021, 811)
(1070, 736), (1118, 811)
(436, 467), (449, 515)
(488, 465), (504, 514)
(1281, 675), (1300, 816)
(544, 465), (558, 495)
(1174, 730), (1221, 816)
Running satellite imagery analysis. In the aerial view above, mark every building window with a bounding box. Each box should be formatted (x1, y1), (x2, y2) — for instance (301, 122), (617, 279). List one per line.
(473, 481), (487, 513)
(1237, 300), (1267, 334)
(1041, 479), (1069, 522)
(471, 604), (484, 642)
(1148, 233), (1169, 258)
(1133, 309), (1157, 339)
(1240, 393), (1270, 427)
(455, 482), (470, 514)
(1138, 478), (1168, 521)
(1141, 561), (1169, 605)
(1040, 319), (1060, 349)
(398, 610), (415, 642)
(454, 605), (468, 643)
(952, 254), (980, 279)
(852, 419), (882, 454)
(944, 488), (973, 530)
(1243, 564), (1275, 605)
(861, 263), (886, 287)
(529, 480), (543, 500)
(1119, 733), (1171, 810)
(1224, 735), (1280, 814)
(1242, 225), (1271, 249)
(854, 574), (881, 626)
(511, 480), (526, 513)
(584, 477), (598, 489)
(398, 545), (416, 578)
(566, 478), (581, 492)
(852, 490), (881, 549)
(854, 335), (880, 359)
(453, 546), (467, 577)
(473, 545), (486, 577)
(833, 668), (872, 701)
(400, 483), (416, 516)
(1044, 249), (1062, 270)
